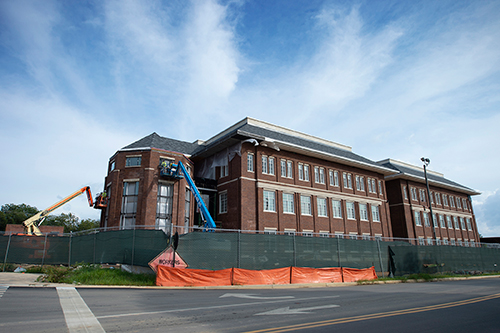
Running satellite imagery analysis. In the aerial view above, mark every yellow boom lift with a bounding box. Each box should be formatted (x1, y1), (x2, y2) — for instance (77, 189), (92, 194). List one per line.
(22, 186), (94, 236)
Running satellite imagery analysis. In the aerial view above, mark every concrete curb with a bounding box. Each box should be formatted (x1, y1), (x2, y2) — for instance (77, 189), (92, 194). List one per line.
(1, 272), (499, 289)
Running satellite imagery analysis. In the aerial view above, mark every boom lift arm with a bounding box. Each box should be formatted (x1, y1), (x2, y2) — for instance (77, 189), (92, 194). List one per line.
(22, 186), (94, 236)
(162, 161), (216, 230)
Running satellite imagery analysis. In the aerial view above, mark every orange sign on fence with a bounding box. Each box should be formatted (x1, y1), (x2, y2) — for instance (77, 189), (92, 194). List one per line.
(148, 246), (188, 272)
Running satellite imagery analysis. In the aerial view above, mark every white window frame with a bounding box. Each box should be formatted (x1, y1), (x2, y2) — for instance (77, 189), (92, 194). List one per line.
(262, 156), (268, 174)
(423, 212), (430, 227)
(263, 190), (276, 212)
(247, 153), (254, 172)
(446, 215), (453, 229)
(283, 193), (295, 214)
(439, 215), (445, 228)
(414, 211), (422, 226)
(317, 197), (328, 217)
(269, 157), (275, 175)
(371, 205), (380, 222)
(125, 156), (142, 167)
(287, 161), (293, 178)
(219, 191), (228, 214)
(332, 200), (342, 218)
(301, 196), (312, 215)
(304, 164), (309, 181)
(346, 202), (356, 220)
(453, 216), (459, 229)
(343, 173), (352, 189)
(298, 163), (304, 180)
(359, 203), (368, 221)
(281, 159), (287, 177)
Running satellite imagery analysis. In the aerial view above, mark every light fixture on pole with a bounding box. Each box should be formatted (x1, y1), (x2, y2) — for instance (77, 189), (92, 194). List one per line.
(421, 157), (436, 243)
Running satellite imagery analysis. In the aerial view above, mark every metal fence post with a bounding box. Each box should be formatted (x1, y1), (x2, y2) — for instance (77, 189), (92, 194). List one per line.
(377, 238), (385, 278)
(337, 238), (341, 268)
(93, 231), (96, 265)
(293, 233), (297, 267)
(68, 232), (72, 267)
(237, 230), (241, 268)
(41, 234), (48, 268)
(3, 234), (12, 272)
(131, 226), (136, 267)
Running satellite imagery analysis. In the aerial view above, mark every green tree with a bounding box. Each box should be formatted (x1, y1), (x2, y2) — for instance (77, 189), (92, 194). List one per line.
(0, 203), (39, 231)
(1, 203), (100, 233)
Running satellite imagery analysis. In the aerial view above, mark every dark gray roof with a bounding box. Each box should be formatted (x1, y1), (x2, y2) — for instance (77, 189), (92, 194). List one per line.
(121, 132), (199, 155)
(192, 120), (395, 174)
(379, 160), (479, 195)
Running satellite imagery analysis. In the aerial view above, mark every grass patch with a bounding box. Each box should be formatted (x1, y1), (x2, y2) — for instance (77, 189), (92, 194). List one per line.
(37, 263), (156, 286)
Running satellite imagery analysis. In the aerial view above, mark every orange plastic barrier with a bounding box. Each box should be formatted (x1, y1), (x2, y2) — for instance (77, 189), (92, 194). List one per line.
(156, 266), (232, 287)
(155, 266), (378, 286)
(291, 266), (343, 284)
(232, 267), (291, 285)
(341, 266), (378, 282)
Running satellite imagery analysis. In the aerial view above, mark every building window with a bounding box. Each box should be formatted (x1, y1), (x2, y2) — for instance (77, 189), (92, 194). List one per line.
(439, 215), (445, 228)
(371, 205), (380, 222)
(110, 161), (115, 172)
(460, 217), (465, 229)
(414, 211), (422, 226)
(423, 212), (430, 227)
(432, 213), (438, 227)
(456, 197), (462, 209)
(283, 193), (295, 214)
(219, 191), (228, 214)
(450, 196), (455, 208)
(302, 230), (313, 237)
(281, 160), (286, 177)
(287, 161), (293, 178)
(121, 181), (139, 229)
(346, 202), (356, 220)
(319, 231), (329, 238)
(443, 195), (449, 206)
(317, 198), (328, 217)
(403, 186), (408, 200)
(263, 190), (276, 212)
(330, 170), (340, 187)
(332, 200), (342, 218)
(430, 192), (434, 204)
(301, 196), (312, 215)
(247, 153), (254, 172)
(378, 181), (383, 195)
(264, 227), (277, 235)
(446, 215), (453, 229)
(359, 203), (368, 221)
(435, 193), (442, 205)
(418, 237), (425, 245)
(156, 183), (174, 231)
(453, 216), (459, 229)
(269, 157), (275, 175)
(463, 198), (468, 210)
(262, 156), (268, 174)
(343, 173), (352, 189)
(419, 189), (426, 202)
(220, 165), (228, 177)
(368, 178), (377, 193)
(314, 167), (325, 184)
(410, 187), (418, 201)
(125, 156), (141, 167)
(355, 176), (365, 191)
(466, 218), (472, 230)
(299, 164), (310, 181)
(284, 229), (296, 236)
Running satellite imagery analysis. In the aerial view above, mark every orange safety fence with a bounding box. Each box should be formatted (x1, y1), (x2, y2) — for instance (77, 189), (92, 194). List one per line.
(232, 267), (291, 285)
(342, 266), (378, 282)
(291, 266), (343, 284)
(156, 266), (232, 287)
(156, 266), (378, 287)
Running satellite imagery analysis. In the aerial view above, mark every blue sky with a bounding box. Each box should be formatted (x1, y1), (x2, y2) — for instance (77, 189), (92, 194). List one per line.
(1, 0), (499, 236)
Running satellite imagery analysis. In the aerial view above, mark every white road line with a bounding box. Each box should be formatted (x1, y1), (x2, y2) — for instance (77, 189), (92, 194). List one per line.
(97, 295), (340, 319)
(0, 285), (8, 298)
(57, 287), (105, 333)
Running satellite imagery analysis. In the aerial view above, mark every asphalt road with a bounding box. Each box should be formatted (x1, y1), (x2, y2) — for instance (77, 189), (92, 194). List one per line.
(1, 278), (499, 332)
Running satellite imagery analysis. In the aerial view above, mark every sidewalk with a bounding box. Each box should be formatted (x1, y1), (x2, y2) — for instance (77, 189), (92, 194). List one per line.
(0, 272), (74, 288)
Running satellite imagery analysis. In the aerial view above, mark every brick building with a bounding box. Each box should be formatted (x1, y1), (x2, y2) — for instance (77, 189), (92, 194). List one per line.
(379, 159), (480, 246)
(99, 118), (480, 244)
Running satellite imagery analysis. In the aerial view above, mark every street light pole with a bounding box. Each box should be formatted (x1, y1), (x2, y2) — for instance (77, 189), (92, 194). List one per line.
(421, 157), (437, 243)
